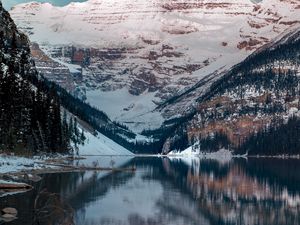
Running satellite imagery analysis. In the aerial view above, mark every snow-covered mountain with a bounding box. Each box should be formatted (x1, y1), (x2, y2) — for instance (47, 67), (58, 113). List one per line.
(0, 1), (133, 155)
(9, 0), (300, 132)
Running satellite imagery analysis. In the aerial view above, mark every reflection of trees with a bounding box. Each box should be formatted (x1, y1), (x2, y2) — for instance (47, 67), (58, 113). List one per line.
(34, 190), (74, 225)
(80, 157), (210, 225)
(4, 157), (300, 225)
(238, 158), (300, 194)
(128, 157), (211, 225)
(163, 158), (300, 225)
(155, 189), (210, 225)
(1, 159), (135, 225)
(40, 170), (135, 211)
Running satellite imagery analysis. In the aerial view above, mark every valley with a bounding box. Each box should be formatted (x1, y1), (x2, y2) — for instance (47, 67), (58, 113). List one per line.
(1, 1), (300, 224)
(9, 0), (300, 134)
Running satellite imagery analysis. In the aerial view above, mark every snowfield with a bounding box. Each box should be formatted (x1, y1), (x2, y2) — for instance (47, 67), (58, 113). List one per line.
(78, 131), (134, 156)
(86, 88), (164, 132)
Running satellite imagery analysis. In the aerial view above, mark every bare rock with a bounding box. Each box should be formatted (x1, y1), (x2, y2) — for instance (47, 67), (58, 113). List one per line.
(1, 213), (17, 223)
(2, 207), (18, 216)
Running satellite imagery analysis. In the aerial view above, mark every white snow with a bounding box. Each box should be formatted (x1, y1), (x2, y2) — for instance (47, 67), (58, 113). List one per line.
(9, 0), (300, 132)
(78, 131), (134, 156)
(0, 154), (49, 174)
(169, 147), (233, 163)
(0, 130), (133, 175)
(86, 88), (164, 132)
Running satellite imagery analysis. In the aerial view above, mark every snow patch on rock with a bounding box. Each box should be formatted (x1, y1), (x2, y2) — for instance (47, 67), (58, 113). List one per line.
(169, 147), (233, 163)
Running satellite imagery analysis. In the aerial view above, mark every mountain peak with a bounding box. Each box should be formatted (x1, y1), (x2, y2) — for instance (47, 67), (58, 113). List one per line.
(9, 0), (300, 132)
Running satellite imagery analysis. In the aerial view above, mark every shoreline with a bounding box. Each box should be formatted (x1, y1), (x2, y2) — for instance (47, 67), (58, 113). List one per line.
(1, 153), (300, 179)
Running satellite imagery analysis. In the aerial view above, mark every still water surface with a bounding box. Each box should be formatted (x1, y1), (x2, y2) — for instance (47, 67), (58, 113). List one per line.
(1, 156), (300, 225)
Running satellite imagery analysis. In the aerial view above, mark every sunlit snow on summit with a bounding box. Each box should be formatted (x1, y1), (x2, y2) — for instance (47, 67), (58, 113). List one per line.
(1, 0), (87, 10)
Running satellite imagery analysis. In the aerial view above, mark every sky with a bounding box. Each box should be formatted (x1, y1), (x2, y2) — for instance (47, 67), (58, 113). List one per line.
(2, 0), (87, 10)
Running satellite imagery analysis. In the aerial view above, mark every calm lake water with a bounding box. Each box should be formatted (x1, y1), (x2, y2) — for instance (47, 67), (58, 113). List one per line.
(1, 156), (300, 225)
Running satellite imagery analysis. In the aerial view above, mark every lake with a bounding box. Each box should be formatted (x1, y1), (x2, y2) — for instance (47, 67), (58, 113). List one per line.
(1, 156), (300, 225)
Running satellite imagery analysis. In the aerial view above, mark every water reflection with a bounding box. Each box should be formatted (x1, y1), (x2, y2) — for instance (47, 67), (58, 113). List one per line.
(166, 157), (300, 225)
(1, 156), (300, 225)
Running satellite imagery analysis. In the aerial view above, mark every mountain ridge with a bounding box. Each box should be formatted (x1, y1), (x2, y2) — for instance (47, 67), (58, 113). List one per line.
(10, 0), (300, 133)
(163, 25), (300, 155)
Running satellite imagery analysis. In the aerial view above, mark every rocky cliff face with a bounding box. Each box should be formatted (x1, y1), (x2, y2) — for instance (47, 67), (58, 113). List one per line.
(9, 0), (300, 132)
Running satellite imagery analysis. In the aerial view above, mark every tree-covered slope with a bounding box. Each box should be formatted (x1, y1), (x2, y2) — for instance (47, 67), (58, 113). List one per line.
(162, 27), (300, 155)
(0, 2), (82, 153)
(0, 2), (142, 154)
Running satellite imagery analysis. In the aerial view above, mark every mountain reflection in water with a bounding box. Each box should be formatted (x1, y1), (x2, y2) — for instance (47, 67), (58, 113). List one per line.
(1, 156), (300, 225)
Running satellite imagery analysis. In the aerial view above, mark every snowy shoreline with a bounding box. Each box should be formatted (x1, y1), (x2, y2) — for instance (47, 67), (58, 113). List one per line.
(2, 152), (300, 175)
(0, 154), (134, 175)
(168, 147), (300, 161)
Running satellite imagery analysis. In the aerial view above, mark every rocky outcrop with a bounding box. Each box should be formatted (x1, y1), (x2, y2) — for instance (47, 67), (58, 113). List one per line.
(30, 43), (77, 93)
